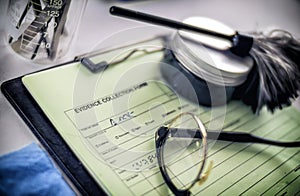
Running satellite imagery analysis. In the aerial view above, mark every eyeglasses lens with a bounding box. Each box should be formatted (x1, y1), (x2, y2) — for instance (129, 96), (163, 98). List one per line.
(162, 114), (205, 190)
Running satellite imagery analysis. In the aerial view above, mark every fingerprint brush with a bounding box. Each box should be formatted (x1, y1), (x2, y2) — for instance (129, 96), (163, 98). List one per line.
(110, 6), (300, 113)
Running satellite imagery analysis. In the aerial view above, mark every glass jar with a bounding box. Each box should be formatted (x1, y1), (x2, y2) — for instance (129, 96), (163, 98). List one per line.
(6, 0), (87, 64)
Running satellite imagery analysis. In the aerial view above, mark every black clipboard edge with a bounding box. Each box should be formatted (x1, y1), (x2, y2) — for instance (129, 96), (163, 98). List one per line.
(1, 73), (106, 196)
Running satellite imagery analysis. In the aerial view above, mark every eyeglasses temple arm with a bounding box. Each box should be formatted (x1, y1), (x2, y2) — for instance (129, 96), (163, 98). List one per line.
(161, 127), (300, 147)
(212, 131), (300, 147)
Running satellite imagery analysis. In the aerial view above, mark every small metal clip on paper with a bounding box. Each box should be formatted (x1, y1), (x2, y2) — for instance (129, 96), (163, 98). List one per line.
(80, 47), (164, 73)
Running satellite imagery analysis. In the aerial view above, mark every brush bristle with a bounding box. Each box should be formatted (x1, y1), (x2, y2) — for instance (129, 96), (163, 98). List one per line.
(236, 30), (300, 113)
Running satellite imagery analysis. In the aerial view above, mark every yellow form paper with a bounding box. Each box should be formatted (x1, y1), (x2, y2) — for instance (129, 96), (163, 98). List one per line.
(22, 38), (300, 195)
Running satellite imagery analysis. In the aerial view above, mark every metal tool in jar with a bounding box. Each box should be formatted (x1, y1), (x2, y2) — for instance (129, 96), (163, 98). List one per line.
(7, 0), (86, 63)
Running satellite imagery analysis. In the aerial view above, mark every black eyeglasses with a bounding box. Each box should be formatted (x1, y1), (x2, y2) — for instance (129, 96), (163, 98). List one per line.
(155, 112), (300, 196)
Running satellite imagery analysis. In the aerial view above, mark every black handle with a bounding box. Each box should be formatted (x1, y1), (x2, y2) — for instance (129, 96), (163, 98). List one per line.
(110, 6), (233, 42)
(158, 127), (300, 148)
(110, 6), (253, 57)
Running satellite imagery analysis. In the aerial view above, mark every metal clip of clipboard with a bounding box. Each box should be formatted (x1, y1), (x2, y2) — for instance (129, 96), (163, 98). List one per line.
(74, 36), (166, 73)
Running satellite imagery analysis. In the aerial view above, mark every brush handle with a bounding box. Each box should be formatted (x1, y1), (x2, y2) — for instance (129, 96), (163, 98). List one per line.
(110, 6), (234, 41)
(110, 6), (253, 57)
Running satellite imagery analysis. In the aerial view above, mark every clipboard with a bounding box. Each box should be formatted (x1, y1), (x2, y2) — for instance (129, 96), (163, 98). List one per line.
(2, 35), (300, 195)
(1, 36), (166, 195)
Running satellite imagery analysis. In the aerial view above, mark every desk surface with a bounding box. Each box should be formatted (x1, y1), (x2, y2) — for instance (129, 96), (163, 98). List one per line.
(0, 0), (299, 171)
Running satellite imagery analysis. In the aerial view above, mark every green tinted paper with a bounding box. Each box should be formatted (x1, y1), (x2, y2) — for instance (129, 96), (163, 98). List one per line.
(22, 39), (300, 195)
